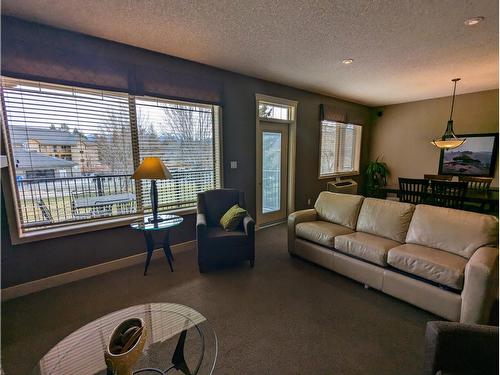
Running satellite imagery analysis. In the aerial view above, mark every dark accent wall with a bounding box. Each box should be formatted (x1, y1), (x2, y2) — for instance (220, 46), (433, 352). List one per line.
(1, 17), (372, 288)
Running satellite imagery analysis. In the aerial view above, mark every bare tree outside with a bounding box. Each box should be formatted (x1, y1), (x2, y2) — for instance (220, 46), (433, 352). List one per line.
(320, 122), (337, 175)
(95, 112), (134, 174)
(259, 103), (274, 118)
(157, 104), (213, 169)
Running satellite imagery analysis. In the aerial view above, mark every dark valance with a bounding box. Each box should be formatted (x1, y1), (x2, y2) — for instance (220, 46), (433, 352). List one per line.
(320, 104), (347, 123)
(134, 64), (222, 105)
(1, 16), (223, 105)
(2, 37), (131, 93)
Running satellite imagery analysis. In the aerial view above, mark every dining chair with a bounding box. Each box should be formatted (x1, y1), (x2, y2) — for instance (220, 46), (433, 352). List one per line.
(458, 176), (493, 192)
(424, 174), (453, 181)
(398, 178), (429, 204)
(459, 176), (493, 212)
(430, 180), (468, 209)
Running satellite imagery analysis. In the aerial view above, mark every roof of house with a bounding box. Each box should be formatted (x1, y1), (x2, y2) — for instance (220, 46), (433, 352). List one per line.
(9, 126), (89, 146)
(12, 148), (77, 169)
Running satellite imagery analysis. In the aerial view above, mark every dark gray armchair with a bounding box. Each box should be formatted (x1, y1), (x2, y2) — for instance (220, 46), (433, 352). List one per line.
(196, 189), (255, 273)
(423, 321), (498, 375)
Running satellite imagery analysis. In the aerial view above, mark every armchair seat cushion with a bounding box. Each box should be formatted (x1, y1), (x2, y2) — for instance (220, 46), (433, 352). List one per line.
(335, 232), (401, 266)
(388, 244), (468, 290)
(296, 221), (353, 248)
(204, 226), (249, 247)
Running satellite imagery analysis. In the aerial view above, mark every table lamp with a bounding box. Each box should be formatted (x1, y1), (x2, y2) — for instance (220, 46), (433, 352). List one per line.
(131, 157), (172, 223)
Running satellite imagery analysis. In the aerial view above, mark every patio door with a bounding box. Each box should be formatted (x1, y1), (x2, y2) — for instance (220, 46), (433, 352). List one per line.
(256, 122), (289, 226)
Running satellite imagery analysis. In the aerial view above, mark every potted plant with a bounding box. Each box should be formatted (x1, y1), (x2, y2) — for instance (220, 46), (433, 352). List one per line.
(365, 157), (389, 197)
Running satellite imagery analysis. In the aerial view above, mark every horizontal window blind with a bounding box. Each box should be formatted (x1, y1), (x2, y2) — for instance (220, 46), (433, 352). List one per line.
(319, 121), (362, 177)
(135, 97), (221, 210)
(1, 77), (222, 234)
(1, 77), (135, 230)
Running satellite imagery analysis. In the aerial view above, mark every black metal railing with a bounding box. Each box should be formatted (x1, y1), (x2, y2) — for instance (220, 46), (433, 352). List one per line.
(16, 169), (216, 229)
(262, 169), (280, 213)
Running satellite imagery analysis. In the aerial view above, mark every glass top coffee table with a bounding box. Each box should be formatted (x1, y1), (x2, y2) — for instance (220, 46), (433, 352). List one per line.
(32, 303), (217, 375)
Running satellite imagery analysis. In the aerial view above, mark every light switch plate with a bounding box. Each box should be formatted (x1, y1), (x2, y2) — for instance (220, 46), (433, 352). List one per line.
(230, 161), (237, 169)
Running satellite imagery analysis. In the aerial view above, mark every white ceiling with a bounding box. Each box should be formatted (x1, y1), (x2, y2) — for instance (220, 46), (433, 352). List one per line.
(2, 0), (499, 106)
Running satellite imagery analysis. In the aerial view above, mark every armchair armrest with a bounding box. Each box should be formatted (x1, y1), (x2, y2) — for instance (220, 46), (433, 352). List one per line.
(243, 213), (255, 238)
(423, 321), (499, 375)
(196, 213), (207, 240)
(461, 246), (499, 324)
(287, 209), (317, 254)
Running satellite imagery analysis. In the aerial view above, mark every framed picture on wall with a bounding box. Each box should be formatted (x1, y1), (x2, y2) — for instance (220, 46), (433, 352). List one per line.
(438, 133), (498, 177)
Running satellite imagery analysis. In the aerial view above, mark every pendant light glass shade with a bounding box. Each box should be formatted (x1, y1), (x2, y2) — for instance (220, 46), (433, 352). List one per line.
(431, 78), (466, 150)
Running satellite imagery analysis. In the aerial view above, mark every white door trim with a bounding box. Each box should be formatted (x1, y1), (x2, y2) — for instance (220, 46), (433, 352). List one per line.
(255, 94), (297, 228)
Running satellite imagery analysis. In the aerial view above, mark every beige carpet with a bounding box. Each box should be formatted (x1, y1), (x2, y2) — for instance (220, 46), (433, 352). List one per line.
(2, 224), (437, 374)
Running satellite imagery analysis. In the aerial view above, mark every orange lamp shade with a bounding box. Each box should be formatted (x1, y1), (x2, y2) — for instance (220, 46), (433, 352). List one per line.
(131, 157), (172, 180)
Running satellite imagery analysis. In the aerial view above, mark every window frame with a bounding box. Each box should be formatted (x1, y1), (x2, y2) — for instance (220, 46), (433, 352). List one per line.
(0, 78), (223, 244)
(318, 120), (362, 179)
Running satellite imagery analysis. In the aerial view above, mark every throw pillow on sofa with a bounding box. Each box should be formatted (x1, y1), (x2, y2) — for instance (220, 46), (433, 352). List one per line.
(220, 204), (247, 231)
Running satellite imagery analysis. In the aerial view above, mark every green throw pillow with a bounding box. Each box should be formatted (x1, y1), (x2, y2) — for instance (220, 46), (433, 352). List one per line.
(220, 204), (247, 231)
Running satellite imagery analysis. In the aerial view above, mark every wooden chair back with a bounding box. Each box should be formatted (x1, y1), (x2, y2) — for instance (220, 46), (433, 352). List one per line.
(398, 178), (429, 204)
(424, 174), (453, 181)
(458, 176), (493, 192)
(430, 181), (468, 209)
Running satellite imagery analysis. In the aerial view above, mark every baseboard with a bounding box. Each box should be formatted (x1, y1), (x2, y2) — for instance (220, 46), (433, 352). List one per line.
(257, 219), (286, 230)
(1, 240), (197, 302)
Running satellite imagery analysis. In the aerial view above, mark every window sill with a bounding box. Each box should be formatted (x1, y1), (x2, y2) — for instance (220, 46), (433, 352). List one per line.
(318, 172), (360, 180)
(11, 207), (197, 245)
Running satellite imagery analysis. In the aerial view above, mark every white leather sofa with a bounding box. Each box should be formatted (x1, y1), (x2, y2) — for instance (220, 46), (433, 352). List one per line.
(288, 192), (499, 323)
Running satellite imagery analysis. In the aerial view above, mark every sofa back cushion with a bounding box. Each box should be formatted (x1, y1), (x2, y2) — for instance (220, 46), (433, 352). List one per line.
(405, 205), (499, 259)
(356, 198), (415, 242)
(314, 192), (364, 229)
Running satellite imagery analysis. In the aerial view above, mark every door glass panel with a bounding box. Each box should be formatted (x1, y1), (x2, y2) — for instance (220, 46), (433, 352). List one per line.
(262, 132), (281, 213)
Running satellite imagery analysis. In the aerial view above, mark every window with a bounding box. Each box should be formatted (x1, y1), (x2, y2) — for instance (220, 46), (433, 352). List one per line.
(135, 97), (222, 211)
(319, 121), (362, 178)
(1, 77), (222, 236)
(258, 101), (292, 121)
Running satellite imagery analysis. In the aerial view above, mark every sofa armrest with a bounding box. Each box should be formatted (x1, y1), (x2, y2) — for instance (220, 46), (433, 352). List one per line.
(287, 209), (317, 253)
(196, 213), (208, 240)
(461, 246), (499, 324)
(243, 213), (255, 238)
(423, 321), (499, 375)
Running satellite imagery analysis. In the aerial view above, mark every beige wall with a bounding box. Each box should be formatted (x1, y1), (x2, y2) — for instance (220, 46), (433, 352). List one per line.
(370, 89), (499, 187)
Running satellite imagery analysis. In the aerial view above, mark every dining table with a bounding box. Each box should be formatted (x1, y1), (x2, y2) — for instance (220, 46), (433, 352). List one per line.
(379, 185), (499, 213)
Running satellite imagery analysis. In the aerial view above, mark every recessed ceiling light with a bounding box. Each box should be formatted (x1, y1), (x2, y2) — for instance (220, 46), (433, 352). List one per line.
(464, 16), (484, 26)
(342, 58), (354, 65)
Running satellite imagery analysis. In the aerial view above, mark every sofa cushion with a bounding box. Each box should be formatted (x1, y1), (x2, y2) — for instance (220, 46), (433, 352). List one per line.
(406, 205), (499, 259)
(314, 192), (364, 229)
(296, 221), (353, 248)
(387, 244), (468, 290)
(335, 232), (401, 266)
(356, 198), (415, 242)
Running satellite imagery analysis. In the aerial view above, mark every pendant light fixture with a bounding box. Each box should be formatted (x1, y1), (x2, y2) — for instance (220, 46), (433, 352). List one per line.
(431, 78), (466, 150)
